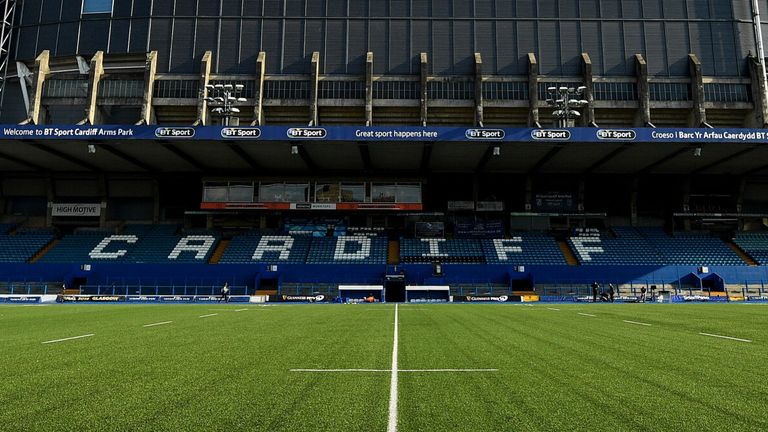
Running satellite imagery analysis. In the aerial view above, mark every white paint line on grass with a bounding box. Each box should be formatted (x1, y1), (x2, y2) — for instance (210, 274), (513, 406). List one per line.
(623, 320), (652, 327)
(234, 309), (248, 312)
(399, 369), (498, 373)
(291, 369), (390, 373)
(290, 368), (498, 373)
(143, 321), (172, 328)
(198, 313), (218, 318)
(387, 303), (399, 432)
(578, 313), (597, 317)
(699, 332), (752, 343)
(42, 334), (94, 345)
(547, 307), (560, 311)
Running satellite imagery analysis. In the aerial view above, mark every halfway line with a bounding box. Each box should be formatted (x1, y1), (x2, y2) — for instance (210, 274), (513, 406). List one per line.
(289, 368), (498, 373)
(388, 303), (399, 432)
(623, 320), (652, 326)
(42, 334), (94, 345)
(199, 313), (218, 318)
(699, 332), (752, 343)
(143, 321), (172, 327)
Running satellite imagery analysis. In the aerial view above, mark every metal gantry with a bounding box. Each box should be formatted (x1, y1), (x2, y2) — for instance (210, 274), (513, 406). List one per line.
(0, 0), (17, 116)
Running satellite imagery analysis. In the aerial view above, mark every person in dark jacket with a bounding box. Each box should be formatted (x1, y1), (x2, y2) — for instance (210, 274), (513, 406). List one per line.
(591, 281), (599, 303)
(609, 284), (615, 303)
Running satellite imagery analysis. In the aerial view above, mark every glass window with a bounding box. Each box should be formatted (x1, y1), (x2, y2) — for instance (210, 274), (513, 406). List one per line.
(228, 183), (255, 202)
(396, 184), (422, 203)
(284, 183), (309, 202)
(82, 0), (113, 14)
(372, 184), (397, 203)
(340, 183), (365, 202)
(203, 183), (228, 202)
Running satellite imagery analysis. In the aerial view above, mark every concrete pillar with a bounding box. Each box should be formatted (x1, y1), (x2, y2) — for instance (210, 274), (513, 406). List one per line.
(365, 52), (374, 126)
(196, 51), (213, 126)
(98, 174), (107, 228)
(747, 54), (768, 128)
(474, 53), (484, 127)
(634, 54), (651, 127)
(310, 51), (320, 126)
(630, 177), (638, 226)
(139, 51), (158, 125)
(45, 176), (54, 227)
(28, 50), (50, 125)
(524, 176), (533, 211)
(688, 54), (707, 127)
(527, 53), (539, 127)
(252, 52), (266, 126)
(420, 53), (428, 126)
(85, 51), (105, 125)
(152, 179), (160, 223)
(581, 53), (595, 126)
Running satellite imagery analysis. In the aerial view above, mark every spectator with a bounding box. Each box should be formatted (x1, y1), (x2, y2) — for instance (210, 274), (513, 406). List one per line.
(591, 281), (599, 303)
(640, 286), (647, 303)
(609, 284), (615, 303)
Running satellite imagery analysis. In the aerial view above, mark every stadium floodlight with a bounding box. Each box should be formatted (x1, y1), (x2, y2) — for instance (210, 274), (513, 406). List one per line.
(205, 81), (248, 126)
(546, 84), (590, 127)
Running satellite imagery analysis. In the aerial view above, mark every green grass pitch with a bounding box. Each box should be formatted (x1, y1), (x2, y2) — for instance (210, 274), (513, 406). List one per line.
(1, 303), (766, 431)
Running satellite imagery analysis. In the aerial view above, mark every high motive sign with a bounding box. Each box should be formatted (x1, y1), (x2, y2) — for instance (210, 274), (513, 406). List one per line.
(51, 203), (101, 217)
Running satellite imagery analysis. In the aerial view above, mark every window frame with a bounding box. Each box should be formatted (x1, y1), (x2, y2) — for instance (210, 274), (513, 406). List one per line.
(81, 0), (114, 15)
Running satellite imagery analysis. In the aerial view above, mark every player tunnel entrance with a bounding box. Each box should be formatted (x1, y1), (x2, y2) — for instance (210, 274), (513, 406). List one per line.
(384, 277), (406, 303)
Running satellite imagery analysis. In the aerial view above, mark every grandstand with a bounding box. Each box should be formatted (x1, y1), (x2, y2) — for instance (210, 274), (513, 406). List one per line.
(0, 0), (767, 298)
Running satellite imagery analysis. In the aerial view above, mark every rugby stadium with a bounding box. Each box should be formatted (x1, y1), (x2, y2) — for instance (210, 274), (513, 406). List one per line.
(1, 1), (767, 431)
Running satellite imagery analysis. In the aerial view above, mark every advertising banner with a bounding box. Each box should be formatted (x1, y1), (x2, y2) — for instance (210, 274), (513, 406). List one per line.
(0, 296), (41, 303)
(5, 125), (768, 144)
(453, 295), (521, 303)
(270, 294), (327, 303)
(59, 295), (122, 302)
(51, 203), (101, 217)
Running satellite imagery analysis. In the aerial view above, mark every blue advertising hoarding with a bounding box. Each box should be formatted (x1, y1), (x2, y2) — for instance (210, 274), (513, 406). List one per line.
(2, 125), (768, 143)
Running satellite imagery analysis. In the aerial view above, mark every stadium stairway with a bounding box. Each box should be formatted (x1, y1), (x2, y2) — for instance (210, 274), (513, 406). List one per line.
(388, 240), (400, 265)
(29, 239), (58, 263)
(725, 241), (758, 266)
(208, 240), (230, 264)
(557, 240), (579, 266)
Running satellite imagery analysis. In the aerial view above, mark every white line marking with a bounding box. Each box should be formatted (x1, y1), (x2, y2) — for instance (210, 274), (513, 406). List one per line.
(198, 313), (218, 318)
(291, 369), (390, 373)
(578, 313), (597, 317)
(399, 369), (498, 373)
(290, 368), (498, 373)
(143, 321), (172, 327)
(42, 334), (94, 344)
(623, 320), (652, 327)
(547, 307), (560, 311)
(699, 332), (752, 343)
(387, 304), (399, 432)
(234, 309), (247, 312)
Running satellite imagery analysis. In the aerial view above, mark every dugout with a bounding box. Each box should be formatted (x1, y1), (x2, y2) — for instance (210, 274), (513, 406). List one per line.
(338, 285), (383, 302)
(405, 286), (450, 303)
